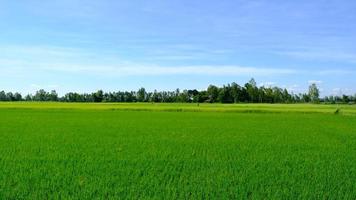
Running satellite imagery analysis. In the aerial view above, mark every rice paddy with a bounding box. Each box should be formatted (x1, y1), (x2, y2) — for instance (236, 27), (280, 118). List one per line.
(0, 103), (355, 199)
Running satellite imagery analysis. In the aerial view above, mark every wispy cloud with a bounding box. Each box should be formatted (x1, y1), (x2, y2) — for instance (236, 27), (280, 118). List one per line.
(30, 84), (60, 89)
(276, 49), (356, 63)
(0, 57), (298, 77)
(39, 64), (297, 77)
(317, 69), (356, 75)
(258, 82), (276, 87)
(308, 80), (323, 84)
(331, 88), (354, 96)
(0, 45), (94, 58)
(286, 84), (303, 94)
(0, 45), (298, 77)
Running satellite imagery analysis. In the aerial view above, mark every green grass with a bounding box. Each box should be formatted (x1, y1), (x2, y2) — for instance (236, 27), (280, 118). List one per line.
(0, 103), (356, 199)
(1, 102), (356, 115)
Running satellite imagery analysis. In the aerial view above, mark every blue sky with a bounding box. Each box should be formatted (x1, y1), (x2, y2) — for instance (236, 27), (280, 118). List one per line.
(0, 0), (355, 96)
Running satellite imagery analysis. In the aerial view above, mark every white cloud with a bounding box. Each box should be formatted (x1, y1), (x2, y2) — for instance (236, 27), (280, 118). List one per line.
(276, 49), (356, 63)
(308, 80), (323, 84)
(0, 45), (93, 58)
(0, 44), (299, 77)
(331, 88), (354, 96)
(0, 52), (297, 77)
(286, 84), (302, 94)
(317, 70), (355, 75)
(2, 44), (354, 78)
(258, 82), (276, 87)
(38, 64), (297, 77)
(30, 84), (59, 89)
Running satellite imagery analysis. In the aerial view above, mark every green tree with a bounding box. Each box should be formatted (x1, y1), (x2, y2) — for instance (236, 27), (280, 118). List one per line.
(308, 83), (320, 103)
(342, 95), (349, 103)
(0, 91), (6, 101)
(177, 90), (189, 102)
(151, 90), (160, 102)
(6, 92), (15, 101)
(218, 84), (233, 103)
(137, 87), (147, 102)
(93, 90), (104, 102)
(14, 92), (22, 101)
(231, 82), (242, 103)
(207, 85), (219, 103)
(25, 94), (32, 101)
(187, 90), (199, 102)
(34, 89), (49, 101)
(49, 90), (58, 101)
(245, 78), (258, 102)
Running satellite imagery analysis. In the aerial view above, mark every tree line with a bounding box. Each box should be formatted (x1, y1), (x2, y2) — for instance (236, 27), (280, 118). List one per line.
(0, 79), (355, 104)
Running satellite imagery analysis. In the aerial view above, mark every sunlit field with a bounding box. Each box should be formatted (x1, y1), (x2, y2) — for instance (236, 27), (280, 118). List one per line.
(0, 103), (355, 199)
(1, 102), (356, 114)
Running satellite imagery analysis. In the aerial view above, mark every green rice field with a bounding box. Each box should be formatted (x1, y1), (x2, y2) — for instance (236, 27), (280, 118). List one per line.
(0, 103), (355, 199)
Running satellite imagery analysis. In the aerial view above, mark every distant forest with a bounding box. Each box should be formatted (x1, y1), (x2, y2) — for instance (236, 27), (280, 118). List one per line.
(0, 79), (355, 104)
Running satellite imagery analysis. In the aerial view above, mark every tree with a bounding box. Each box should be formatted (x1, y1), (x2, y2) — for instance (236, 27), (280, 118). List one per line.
(308, 83), (320, 103)
(177, 90), (189, 102)
(13, 92), (22, 101)
(342, 95), (349, 103)
(264, 87), (274, 103)
(93, 90), (104, 102)
(230, 82), (242, 103)
(6, 92), (15, 101)
(196, 91), (208, 103)
(187, 89), (199, 102)
(245, 78), (258, 103)
(34, 89), (49, 101)
(218, 85), (233, 103)
(0, 91), (6, 101)
(137, 87), (147, 102)
(49, 90), (58, 101)
(151, 90), (160, 102)
(64, 92), (86, 102)
(174, 89), (180, 101)
(207, 85), (219, 103)
(282, 89), (292, 103)
(25, 94), (32, 101)
(1, 78), (351, 104)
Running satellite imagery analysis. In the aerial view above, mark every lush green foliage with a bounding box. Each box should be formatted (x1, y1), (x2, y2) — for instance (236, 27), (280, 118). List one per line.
(0, 103), (356, 199)
(1, 79), (355, 103)
(309, 83), (320, 103)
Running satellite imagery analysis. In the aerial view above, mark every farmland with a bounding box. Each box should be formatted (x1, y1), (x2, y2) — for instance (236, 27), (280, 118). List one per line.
(0, 103), (356, 199)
